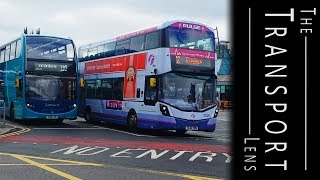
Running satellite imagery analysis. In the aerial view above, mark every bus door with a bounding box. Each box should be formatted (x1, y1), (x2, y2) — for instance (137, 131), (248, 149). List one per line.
(144, 76), (157, 106)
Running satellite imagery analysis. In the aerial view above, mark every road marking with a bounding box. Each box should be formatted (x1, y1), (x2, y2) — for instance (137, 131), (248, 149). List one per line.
(0, 163), (102, 166)
(0, 123), (30, 138)
(6, 154), (82, 180)
(1, 135), (230, 152)
(32, 126), (224, 140)
(0, 152), (104, 180)
(0, 152), (224, 179)
(97, 127), (156, 137)
(131, 167), (223, 180)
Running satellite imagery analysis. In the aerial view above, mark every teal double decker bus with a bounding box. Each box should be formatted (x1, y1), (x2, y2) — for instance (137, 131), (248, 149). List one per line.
(0, 34), (77, 123)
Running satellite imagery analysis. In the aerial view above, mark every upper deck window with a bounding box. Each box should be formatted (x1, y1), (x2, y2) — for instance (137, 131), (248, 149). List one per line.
(167, 26), (214, 52)
(26, 37), (75, 61)
(130, 35), (145, 52)
(145, 31), (160, 50)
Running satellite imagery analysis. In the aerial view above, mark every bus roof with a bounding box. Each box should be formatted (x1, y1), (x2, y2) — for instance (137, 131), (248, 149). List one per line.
(79, 20), (215, 50)
(1, 34), (74, 49)
(25, 34), (74, 41)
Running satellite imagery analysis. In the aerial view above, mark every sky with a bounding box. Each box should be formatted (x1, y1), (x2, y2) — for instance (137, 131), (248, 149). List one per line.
(0, 0), (230, 48)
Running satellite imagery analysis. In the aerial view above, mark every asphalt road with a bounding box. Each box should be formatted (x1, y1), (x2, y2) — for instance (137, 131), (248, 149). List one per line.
(0, 110), (232, 180)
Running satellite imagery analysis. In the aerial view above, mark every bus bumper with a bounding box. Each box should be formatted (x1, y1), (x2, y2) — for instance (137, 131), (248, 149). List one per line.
(138, 114), (216, 132)
(17, 107), (78, 120)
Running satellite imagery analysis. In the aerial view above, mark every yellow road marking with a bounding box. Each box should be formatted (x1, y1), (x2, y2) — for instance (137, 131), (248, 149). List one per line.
(19, 154), (105, 166)
(8, 153), (82, 180)
(0, 123), (30, 138)
(0, 164), (31, 166)
(136, 169), (222, 180)
(0, 152), (223, 180)
(0, 152), (104, 166)
(0, 164), (102, 166)
(0, 152), (104, 180)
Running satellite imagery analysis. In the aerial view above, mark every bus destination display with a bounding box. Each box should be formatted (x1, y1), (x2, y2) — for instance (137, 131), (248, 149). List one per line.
(27, 62), (72, 72)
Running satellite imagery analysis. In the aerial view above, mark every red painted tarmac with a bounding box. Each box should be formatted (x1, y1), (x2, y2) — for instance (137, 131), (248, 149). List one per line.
(0, 135), (230, 153)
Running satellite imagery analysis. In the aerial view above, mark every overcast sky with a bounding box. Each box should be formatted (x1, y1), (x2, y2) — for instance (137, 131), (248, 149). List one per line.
(0, 0), (230, 47)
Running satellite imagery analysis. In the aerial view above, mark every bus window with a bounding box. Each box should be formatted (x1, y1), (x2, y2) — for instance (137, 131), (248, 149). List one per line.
(101, 79), (113, 99)
(145, 31), (160, 50)
(130, 35), (145, 52)
(5, 46), (10, 61)
(0, 80), (4, 100)
(66, 44), (75, 60)
(85, 80), (96, 99)
(0, 49), (4, 63)
(95, 45), (104, 58)
(26, 37), (74, 61)
(115, 39), (130, 55)
(79, 48), (88, 60)
(167, 27), (214, 51)
(112, 78), (123, 100)
(10, 42), (16, 60)
(15, 40), (21, 58)
(96, 80), (102, 99)
(104, 42), (115, 57)
(88, 47), (97, 59)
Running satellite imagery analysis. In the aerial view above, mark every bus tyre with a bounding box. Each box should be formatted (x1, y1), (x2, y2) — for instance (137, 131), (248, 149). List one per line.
(127, 111), (138, 133)
(176, 130), (187, 135)
(56, 119), (64, 124)
(10, 104), (15, 121)
(85, 107), (93, 122)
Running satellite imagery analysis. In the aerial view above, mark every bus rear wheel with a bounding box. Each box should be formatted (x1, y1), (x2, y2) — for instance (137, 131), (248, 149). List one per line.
(127, 111), (138, 133)
(85, 108), (92, 122)
(55, 119), (64, 124)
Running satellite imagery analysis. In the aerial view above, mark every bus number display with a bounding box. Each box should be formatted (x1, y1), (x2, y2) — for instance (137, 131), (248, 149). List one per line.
(34, 63), (68, 72)
(173, 55), (211, 68)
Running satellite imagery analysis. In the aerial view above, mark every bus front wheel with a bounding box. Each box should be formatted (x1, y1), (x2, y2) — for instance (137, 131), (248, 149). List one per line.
(85, 107), (92, 122)
(176, 130), (187, 135)
(55, 119), (64, 124)
(127, 111), (138, 133)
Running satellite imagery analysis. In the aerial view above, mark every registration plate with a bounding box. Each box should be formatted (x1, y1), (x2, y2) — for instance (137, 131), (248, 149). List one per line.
(46, 116), (58, 119)
(186, 126), (198, 130)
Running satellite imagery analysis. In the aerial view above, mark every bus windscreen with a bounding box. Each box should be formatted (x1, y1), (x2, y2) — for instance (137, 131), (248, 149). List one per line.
(167, 26), (214, 52)
(26, 37), (75, 61)
(25, 75), (76, 100)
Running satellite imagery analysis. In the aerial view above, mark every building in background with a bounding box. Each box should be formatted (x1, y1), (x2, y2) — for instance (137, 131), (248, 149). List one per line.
(216, 41), (233, 109)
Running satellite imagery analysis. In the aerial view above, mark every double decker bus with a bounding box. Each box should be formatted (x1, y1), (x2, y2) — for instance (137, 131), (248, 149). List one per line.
(78, 20), (218, 133)
(0, 34), (77, 123)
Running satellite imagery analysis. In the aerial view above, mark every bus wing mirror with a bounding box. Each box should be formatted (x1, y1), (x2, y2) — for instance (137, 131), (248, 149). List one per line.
(80, 78), (85, 87)
(15, 78), (22, 89)
(150, 78), (156, 87)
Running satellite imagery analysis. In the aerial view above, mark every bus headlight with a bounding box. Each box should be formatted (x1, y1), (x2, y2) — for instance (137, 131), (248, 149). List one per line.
(213, 108), (219, 118)
(69, 104), (77, 108)
(160, 104), (170, 116)
(26, 103), (34, 107)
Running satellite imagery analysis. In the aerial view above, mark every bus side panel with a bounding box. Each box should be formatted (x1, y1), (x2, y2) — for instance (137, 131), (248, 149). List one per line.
(99, 99), (126, 125)
(5, 58), (24, 119)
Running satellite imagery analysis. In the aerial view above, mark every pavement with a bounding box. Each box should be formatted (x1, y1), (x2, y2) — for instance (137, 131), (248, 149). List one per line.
(0, 122), (14, 135)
